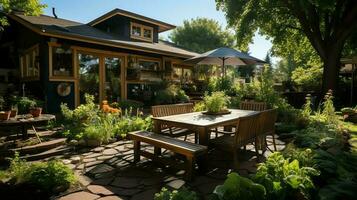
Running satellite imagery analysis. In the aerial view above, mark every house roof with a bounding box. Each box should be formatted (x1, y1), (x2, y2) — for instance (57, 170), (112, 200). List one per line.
(9, 12), (198, 58)
(88, 8), (176, 32)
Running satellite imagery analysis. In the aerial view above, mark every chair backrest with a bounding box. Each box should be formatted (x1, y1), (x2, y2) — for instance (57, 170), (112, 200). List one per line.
(234, 113), (259, 147)
(262, 109), (278, 135)
(151, 103), (194, 117)
(239, 101), (267, 111)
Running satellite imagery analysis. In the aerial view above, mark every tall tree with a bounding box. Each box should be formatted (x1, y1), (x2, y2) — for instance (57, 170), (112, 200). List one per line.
(216, 0), (357, 92)
(0, 0), (46, 30)
(169, 17), (235, 53)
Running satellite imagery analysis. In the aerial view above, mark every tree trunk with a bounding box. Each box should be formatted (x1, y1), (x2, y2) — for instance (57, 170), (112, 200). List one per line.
(321, 43), (344, 93)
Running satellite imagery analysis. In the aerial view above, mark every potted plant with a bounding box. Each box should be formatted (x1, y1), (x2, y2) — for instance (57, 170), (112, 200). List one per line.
(10, 105), (18, 117)
(0, 111), (11, 121)
(0, 97), (11, 120)
(203, 91), (231, 115)
(29, 99), (43, 117)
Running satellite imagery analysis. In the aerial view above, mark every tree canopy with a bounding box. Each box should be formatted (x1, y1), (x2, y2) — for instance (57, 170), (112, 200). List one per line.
(169, 17), (235, 53)
(216, 0), (357, 92)
(0, 0), (46, 29)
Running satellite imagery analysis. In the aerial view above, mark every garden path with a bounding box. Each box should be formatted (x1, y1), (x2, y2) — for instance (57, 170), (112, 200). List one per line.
(57, 135), (285, 200)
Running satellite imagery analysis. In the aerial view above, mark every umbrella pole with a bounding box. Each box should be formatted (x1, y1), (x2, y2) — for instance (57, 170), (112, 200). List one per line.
(222, 57), (226, 77)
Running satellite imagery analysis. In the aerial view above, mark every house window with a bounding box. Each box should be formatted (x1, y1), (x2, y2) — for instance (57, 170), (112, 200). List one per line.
(51, 46), (74, 78)
(20, 45), (39, 79)
(130, 22), (153, 42)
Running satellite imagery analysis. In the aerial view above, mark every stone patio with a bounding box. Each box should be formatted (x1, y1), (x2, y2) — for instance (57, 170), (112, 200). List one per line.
(57, 135), (285, 200)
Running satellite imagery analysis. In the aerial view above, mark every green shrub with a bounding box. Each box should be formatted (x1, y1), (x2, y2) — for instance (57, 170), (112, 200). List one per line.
(155, 84), (189, 104)
(203, 91), (230, 113)
(111, 100), (144, 110)
(4, 153), (76, 193)
(291, 65), (322, 91)
(212, 172), (266, 200)
(28, 160), (76, 192)
(154, 187), (198, 200)
(253, 152), (319, 200)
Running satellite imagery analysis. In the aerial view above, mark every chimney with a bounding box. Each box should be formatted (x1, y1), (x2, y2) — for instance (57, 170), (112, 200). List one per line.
(52, 7), (58, 18)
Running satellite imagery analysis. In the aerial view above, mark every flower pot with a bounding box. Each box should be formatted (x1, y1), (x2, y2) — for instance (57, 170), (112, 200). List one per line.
(29, 107), (42, 117)
(0, 111), (11, 121)
(10, 110), (18, 118)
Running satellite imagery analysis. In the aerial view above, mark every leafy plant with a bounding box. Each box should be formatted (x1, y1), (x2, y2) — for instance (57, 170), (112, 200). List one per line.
(253, 152), (319, 200)
(212, 172), (266, 200)
(193, 101), (206, 112)
(12, 96), (40, 114)
(28, 160), (76, 192)
(155, 84), (189, 104)
(154, 187), (198, 200)
(203, 91), (230, 113)
(111, 100), (144, 110)
(3, 153), (76, 193)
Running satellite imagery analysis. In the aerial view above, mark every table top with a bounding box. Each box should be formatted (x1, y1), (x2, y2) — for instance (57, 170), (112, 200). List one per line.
(152, 109), (259, 127)
(0, 114), (56, 125)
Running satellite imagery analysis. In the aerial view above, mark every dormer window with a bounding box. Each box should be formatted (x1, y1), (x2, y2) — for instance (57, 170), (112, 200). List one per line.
(130, 22), (153, 42)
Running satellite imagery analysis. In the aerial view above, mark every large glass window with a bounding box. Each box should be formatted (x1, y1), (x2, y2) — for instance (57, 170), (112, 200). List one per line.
(52, 46), (74, 77)
(104, 57), (122, 102)
(138, 59), (159, 71)
(78, 53), (100, 103)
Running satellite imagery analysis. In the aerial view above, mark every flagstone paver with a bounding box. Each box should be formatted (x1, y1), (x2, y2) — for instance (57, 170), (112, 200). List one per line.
(87, 185), (114, 195)
(57, 134), (285, 200)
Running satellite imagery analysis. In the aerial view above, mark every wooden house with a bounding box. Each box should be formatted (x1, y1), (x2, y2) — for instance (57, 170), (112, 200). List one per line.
(0, 8), (198, 112)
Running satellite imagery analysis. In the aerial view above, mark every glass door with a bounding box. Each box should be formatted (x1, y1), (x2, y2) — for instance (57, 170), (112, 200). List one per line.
(78, 53), (100, 104)
(104, 57), (122, 102)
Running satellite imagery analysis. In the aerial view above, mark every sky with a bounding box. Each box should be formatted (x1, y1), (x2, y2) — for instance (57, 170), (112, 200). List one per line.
(41, 0), (273, 61)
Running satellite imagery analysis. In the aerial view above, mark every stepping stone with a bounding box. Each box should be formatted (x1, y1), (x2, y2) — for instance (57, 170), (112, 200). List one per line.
(166, 179), (185, 190)
(85, 153), (102, 159)
(106, 186), (141, 196)
(83, 158), (97, 163)
(92, 177), (113, 185)
(77, 164), (85, 170)
(62, 159), (71, 165)
(70, 156), (81, 164)
(140, 178), (161, 186)
(98, 155), (115, 160)
(87, 185), (114, 195)
(67, 164), (76, 170)
(88, 164), (115, 174)
(85, 160), (103, 168)
(97, 196), (125, 200)
(59, 191), (99, 200)
(103, 149), (118, 156)
(77, 174), (92, 186)
(131, 189), (158, 200)
(93, 147), (105, 152)
(106, 144), (118, 148)
(111, 177), (141, 188)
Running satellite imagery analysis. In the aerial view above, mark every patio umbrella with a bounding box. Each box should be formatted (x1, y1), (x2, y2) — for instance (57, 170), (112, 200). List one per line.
(184, 47), (266, 77)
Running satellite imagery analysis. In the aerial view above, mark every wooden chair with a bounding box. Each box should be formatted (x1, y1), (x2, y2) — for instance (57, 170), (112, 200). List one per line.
(210, 113), (260, 169)
(151, 103), (196, 141)
(212, 101), (267, 137)
(259, 109), (278, 152)
(239, 101), (267, 111)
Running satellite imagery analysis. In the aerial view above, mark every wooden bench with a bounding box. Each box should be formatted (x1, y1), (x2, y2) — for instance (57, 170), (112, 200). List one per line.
(239, 101), (267, 111)
(151, 103), (196, 141)
(128, 131), (207, 180)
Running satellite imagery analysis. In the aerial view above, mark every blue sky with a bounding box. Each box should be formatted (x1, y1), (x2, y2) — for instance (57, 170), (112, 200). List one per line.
(41, 0), (273, 61)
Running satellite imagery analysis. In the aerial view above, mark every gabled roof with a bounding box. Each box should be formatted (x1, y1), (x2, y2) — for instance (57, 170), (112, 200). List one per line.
(9, 12), (198, 58)
(88, 8), (176, 32)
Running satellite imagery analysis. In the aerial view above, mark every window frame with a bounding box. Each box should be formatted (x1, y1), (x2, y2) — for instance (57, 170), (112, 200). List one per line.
(130, 22), (154, 42)
(19, 44), (40, 80)
(49, 43), (76, 80)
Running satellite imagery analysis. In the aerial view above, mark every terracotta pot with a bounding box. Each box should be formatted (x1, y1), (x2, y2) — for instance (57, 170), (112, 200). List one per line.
(0, 111), (11, 121)
(10, 110), (18, 118)
(30, 107), (42, 117)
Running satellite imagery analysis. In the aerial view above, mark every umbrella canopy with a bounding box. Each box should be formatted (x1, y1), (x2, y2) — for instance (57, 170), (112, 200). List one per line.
(184, 47), (266, 76)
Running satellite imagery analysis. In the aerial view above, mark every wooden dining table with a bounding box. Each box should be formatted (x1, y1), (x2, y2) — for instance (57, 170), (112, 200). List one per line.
(152, 109), (259, 146)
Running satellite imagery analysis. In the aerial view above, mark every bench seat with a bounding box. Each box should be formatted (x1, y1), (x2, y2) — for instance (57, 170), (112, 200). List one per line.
(128, 131), (207, 180)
